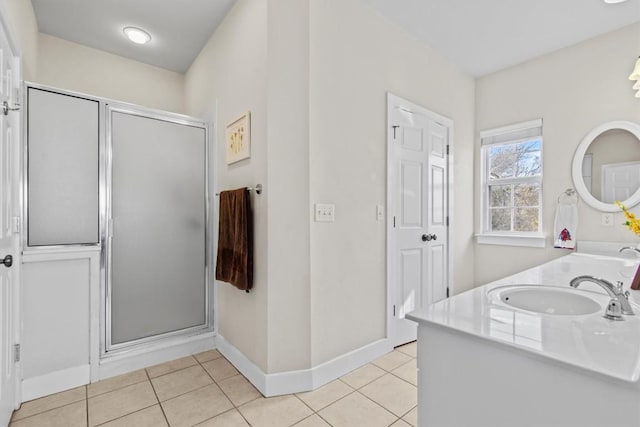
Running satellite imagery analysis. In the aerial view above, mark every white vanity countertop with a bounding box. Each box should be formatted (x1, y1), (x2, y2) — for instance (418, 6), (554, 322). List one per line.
(407, 252), (640, 383)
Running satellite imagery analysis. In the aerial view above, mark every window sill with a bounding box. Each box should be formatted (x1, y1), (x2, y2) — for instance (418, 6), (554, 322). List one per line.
(475, 233), (547, 248)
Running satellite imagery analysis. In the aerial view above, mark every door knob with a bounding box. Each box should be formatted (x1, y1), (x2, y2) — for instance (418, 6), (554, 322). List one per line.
(431, 234), (437, 241)
(422, 234), (432, 242)
(0, 254), (12, 268)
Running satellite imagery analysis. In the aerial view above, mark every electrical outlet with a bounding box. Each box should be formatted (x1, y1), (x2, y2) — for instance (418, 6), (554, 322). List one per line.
(376, 205), (384, 221)
(315, 203), (335, 222)
(602, 213), (613, 227)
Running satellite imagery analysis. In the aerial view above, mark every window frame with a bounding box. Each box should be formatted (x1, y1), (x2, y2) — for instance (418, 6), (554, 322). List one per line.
(477, 119), (546, 248)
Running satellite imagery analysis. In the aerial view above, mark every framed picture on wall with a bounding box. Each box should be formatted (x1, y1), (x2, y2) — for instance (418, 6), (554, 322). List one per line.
(225, 111), (251, 164)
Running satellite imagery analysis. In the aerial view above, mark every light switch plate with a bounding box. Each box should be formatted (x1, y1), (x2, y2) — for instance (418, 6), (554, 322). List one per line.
(315, 203), (335, 222)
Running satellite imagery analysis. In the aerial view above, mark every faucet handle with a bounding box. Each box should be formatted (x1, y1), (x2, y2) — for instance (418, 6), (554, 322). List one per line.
(616, 281), (625, 293)
(604, 298), (625, 321)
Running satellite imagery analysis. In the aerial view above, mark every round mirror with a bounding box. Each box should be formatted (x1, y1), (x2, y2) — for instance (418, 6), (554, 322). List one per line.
(572, 121), (640, 212)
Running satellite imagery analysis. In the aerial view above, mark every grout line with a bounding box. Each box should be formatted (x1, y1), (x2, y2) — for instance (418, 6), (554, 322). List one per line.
(315, 410), (335, 426)
(357, 373), (417, 417)
(146, 368), (171, 426)
(338, 373), (383, 391)
(193, 349), (224, 364)
(86, 372), (149, 399)
(12, 388), (87, 421)
(190, 407), (239, 426)
(353, 390), (398, 419)
(388, 373), (417, 388)
(198, 355), (261, 424)
(295, 388), (357, 414)
(92, 404), (160, 427)
(293, 413), (317, 426)
(146, 357), (199, 380)
(155, 380), (214, 404)
(10, 399), (88, 424)
(85, 386), (89, 427)
(292, 393), (317, 414)
(397, 404), (417, 426)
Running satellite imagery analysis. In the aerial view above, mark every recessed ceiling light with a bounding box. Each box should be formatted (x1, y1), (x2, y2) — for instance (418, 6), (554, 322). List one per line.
(123, 27), (151, 45)
(603, 0), (628, 3)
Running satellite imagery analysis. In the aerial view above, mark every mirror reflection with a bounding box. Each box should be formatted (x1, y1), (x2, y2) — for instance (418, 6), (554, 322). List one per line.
(581, 129), (640, 203)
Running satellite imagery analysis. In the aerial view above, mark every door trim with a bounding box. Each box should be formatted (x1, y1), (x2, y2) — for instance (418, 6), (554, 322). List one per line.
(386, 92), (454, 346)
(0, 4), (22, 415)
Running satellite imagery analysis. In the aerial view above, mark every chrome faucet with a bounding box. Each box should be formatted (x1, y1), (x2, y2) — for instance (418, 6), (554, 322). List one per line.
(569, 275), (634, 316)
(619, 246), (640, 257)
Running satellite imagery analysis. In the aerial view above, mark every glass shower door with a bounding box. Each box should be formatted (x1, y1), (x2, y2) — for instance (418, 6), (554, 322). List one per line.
(107, 108), (209, 349)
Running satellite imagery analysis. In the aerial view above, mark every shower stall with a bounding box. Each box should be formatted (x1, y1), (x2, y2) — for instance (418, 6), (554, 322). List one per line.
(22, 84), (213, 398)
(105, 106), (210, 351)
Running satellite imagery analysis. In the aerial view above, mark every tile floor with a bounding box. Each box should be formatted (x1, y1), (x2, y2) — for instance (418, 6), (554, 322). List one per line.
(9, 342), (417, 427)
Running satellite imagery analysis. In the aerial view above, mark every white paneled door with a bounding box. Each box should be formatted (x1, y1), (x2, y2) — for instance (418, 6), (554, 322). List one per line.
(388, 94), (451, 347)
(601, 161), (640, 203)
(0, 15), (20, 427)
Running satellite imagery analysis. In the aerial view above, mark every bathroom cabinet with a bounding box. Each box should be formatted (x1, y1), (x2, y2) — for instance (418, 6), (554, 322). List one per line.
(408, 252), (640, 427)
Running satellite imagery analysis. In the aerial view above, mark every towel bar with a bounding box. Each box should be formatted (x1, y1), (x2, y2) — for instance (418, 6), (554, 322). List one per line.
(216, 183), (262, 196)
(557, 188), (577, 204)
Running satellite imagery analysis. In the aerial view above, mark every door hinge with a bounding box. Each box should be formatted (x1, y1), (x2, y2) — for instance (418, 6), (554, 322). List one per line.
(393, 216), (396, 228)
(14, 344), (20, 362)
(446, 216), (449, 227)
(392, 125), (399, 139)
(446, 144), (450, 155)
(393, 305), (396, 316)
(13, 87), (21, 105)
(12, 216), (20, 234)
(446, 287), (450, 298)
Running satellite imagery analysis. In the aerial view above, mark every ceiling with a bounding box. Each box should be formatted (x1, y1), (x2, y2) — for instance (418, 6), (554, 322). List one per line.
(31, 0), (237, 73)
(31, 0), (640, 77)
(363, 0), (640, 76)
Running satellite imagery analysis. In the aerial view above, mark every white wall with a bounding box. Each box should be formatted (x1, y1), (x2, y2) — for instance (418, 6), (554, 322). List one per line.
(186, 0), (313, 375)
(37, 34), (185, 113)
(475, 23), (640, 285)
(185, 0), (269, 372)
(265, 0), (312, 373)
(308, 0), (476, 365)
(1, 0), (38, 80)
(187, 0), (476, 375)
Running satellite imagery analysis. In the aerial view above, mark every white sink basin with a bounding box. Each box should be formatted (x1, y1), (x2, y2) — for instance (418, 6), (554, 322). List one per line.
(489, 285), (603, 315)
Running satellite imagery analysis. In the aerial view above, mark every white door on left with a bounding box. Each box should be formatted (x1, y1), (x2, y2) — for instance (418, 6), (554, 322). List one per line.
(0, 15), (21, 427)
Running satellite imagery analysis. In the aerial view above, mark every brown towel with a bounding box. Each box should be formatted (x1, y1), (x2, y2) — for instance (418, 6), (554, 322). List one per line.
(215, 188), (253, 292)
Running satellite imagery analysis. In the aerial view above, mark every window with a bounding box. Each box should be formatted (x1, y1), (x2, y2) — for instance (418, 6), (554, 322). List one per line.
(478, 119), (544, 247)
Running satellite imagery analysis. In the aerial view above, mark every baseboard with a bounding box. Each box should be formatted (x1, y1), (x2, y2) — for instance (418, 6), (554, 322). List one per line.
(22, 365), (90, 402)
(216, 335), (392, 397)
(97, 332), (216, 381)
(310, 339), (393, 388)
